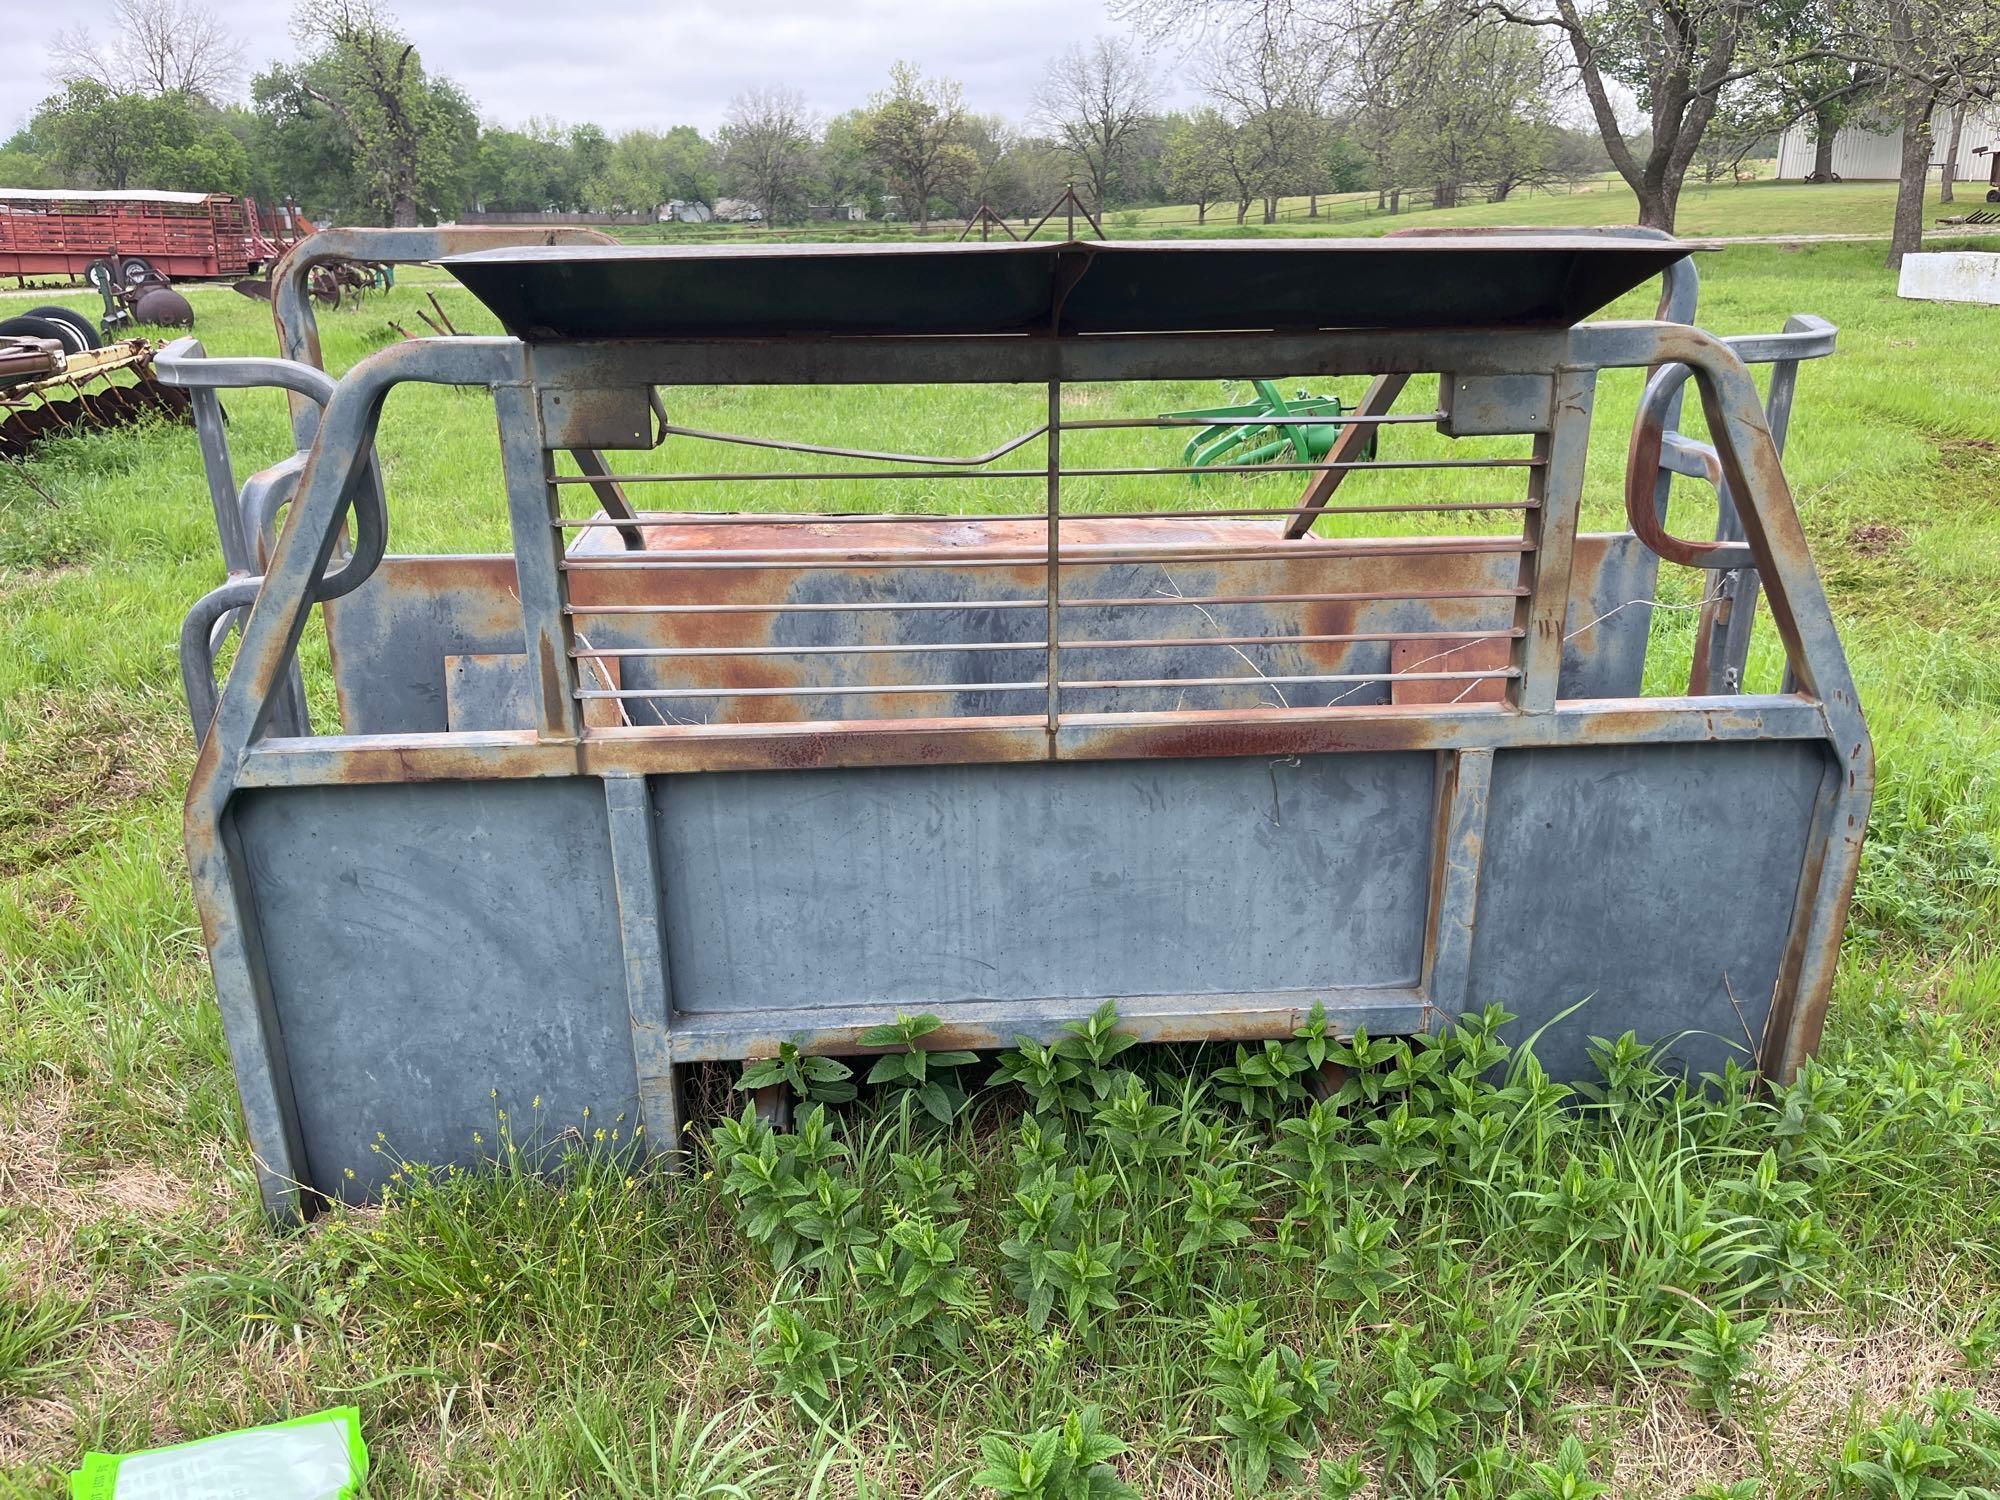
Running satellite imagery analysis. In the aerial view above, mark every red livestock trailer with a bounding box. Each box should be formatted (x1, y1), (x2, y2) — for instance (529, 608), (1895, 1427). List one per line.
(0, 188), (253, 284)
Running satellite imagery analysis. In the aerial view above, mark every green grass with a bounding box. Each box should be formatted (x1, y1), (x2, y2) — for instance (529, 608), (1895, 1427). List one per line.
(1, 237), (1997, 1497)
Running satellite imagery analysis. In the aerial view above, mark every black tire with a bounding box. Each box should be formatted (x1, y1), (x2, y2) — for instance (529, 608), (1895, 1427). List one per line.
(1988, 188), (1999, 204)
(120, 256), (162, 286)
(0, 314), (78, 353)
(26, 305), (100, 351)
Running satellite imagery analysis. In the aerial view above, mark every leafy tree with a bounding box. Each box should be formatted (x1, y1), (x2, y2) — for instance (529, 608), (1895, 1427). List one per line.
(260, 0), (478, 225)
(1388, 9), (1556, 208)
(1033, 36), (1161, 211)
(590, 126), (716, 215)
(1163, 108), (1237, 221)
(1200, 24), (1338, 221)
(857, 61), (979, 229)
(717, 88), (819, 224)
(1830, 0), (2000, 264)
(26, 81), (248, 192)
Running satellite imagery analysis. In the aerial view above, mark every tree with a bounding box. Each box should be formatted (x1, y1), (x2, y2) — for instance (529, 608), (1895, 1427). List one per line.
(261, 0), (478, 226)
(1033, 36), (1161, 211)
(856, 62), (978, 230)
(26, 81), (248, 192)
(49, 0), (244, 102)
(591, 126), (716, 215)
(1833, 0), (2000, 265)
(717, 88), (818, 224)
(1164, 108), (1237, 221)
(1200, 24), (1339, 221)
(1118, 0), (1801, 230)
(1387, 9), (1556, 208)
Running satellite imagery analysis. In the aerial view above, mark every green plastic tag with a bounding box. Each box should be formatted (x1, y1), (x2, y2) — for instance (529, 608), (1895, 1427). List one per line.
(68, 1406), (367, 1500)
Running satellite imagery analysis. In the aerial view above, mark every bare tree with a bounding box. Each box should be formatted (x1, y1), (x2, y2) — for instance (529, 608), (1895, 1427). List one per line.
(718, 88), (820, 224)
(1033, 36), (1161, 211)
(1117, 0), (1814, 230)
(49, 0), (244, 101)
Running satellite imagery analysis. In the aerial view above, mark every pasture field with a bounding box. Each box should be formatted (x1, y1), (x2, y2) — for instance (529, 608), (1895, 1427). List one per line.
(1, 236), (1997, 1497)
(601, 178), (1992, 247)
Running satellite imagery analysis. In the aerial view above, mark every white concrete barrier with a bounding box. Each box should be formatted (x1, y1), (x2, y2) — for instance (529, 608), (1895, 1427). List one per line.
(1897, 252), (2000, 305)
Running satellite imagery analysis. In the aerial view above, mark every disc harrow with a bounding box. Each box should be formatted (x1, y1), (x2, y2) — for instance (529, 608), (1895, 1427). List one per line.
(0, 337), (192, 458)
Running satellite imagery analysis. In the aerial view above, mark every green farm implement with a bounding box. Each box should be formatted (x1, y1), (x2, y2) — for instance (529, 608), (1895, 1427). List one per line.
(1162, 380), (1375, 480)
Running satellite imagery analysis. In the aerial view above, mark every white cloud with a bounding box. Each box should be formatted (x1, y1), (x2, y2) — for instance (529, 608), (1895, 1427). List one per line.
(1, 0), (1200, 138)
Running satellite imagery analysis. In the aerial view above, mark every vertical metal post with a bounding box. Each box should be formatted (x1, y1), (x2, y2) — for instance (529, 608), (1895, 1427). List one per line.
(1420, 748), (1494, 1026)
(604, 773), (683, 1157)
(1510, 367), (1596, 712)
(495, 380), (583, 741)
(1045, 380), (1061, 736)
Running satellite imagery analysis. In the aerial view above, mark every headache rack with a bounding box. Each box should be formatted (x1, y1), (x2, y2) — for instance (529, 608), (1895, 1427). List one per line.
(164, 230), (1870, 1219)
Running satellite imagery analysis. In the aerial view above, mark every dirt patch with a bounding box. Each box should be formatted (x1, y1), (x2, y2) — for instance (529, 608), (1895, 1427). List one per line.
(1602, 1307), (2000, 1498)
(1849, 522), (1907, 555)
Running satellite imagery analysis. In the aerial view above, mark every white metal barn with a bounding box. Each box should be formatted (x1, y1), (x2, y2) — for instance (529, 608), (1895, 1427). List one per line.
(1776, 105), (2000, 183)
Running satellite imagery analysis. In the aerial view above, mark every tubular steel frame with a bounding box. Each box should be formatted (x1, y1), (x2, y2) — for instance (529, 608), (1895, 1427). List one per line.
(176, 318), (1872, 1224)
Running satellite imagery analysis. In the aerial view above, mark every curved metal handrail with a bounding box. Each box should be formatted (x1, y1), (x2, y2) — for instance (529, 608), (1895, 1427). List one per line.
(1625, 316), (1839, 569)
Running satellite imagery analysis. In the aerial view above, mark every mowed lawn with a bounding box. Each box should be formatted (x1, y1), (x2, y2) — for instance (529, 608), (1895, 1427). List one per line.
(1, 234), (1997, 1497)
(610, 177), (1997, 246)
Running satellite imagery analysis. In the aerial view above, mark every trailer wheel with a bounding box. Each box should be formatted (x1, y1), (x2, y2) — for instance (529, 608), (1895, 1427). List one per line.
(1989, 188), (1999, 203)
(120, 256), (164, 287)
(26, 306), (100, 351)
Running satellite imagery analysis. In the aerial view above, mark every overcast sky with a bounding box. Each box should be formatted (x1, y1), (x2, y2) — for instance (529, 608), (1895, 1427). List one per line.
(1, 0), (1203, 138)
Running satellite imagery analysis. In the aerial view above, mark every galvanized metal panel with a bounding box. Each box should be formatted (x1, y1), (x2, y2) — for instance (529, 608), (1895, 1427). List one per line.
(654, 753), (1436, 1013)
(234, 778), (638, 1201)
(1465, 740), (1827, 1081)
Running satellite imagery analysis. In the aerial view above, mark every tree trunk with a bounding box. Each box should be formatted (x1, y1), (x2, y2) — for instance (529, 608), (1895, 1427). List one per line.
(1389, 188), (1401, 214)
(1887, 93), (1936, 268)
(1635, 178), (1675, 231)
(1309, 192), (1318, 219)
(1810, 104), (1839, 180)
(1197, 201), (1208, 225)
(392, 192), (419, 227)
(1941, 103), (1966, 204)
(1262, 195), (1276, 223)
(1236, 198), (1249, 225)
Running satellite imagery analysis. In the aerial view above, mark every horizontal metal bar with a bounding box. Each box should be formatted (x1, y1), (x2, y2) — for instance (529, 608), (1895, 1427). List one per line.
(229, 696), (1838, 789)
(561, 539), (1532, 571)
(666, 987), (1434, 1061)
(1056, 669), (1516, 691)
(651, 420), (1048, 467)
(565, 587), (1531, 617)
(581, 681), (1049, 700)
(1060, 413), (1448, 430)
(554, 499), (1537, 527)
(570, 629), (1523, 660)
(548, 457), (1539, 485)
(576, 668), (1516, 701)
(523, 326), (1581, 387)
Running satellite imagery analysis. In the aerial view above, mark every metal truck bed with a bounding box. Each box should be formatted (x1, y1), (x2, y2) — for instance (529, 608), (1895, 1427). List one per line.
(162, 231), (1868, 1219)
